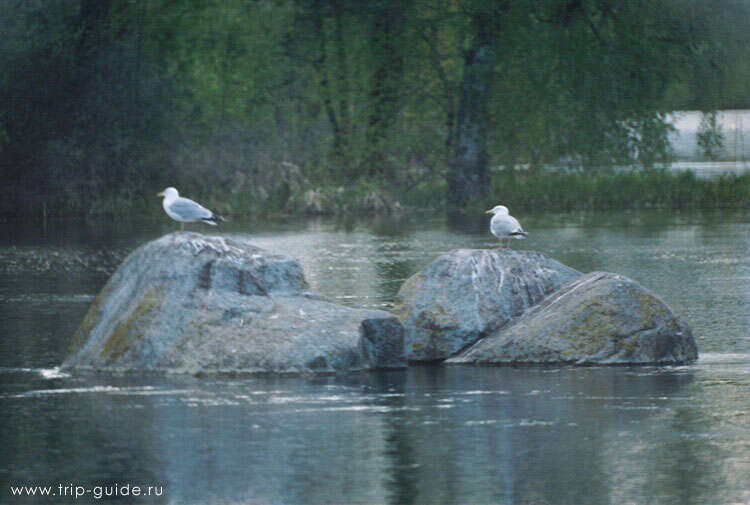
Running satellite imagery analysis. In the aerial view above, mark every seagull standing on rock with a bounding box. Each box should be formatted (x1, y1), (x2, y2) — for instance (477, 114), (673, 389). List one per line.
(486, 204), (527, 248)
(157, 187), (225, 231)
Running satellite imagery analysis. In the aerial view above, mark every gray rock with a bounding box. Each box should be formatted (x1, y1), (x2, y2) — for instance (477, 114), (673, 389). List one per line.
(392, 249), (581, 362)
(359, 318), (407, 369)
(62, 232), (405, 374)
(448, 271), (698, 365)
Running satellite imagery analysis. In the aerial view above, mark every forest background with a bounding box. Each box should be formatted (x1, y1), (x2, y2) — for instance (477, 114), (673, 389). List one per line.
(1, 0), (749, 218)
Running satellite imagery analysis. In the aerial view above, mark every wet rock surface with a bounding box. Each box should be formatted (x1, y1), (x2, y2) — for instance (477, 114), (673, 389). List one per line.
(392, 249), (582, 362)
(63, 232), (405, 374)
(359, 318), (407, 369)
(448, 271), (698, 365)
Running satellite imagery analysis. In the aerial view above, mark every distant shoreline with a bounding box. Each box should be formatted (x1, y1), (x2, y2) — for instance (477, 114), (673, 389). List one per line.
(668, 110), (750, 163)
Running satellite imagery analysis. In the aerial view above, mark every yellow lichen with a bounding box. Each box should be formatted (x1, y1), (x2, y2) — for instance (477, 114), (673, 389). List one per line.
(101, 285), (166, 362)
(67, 293), (103, 355)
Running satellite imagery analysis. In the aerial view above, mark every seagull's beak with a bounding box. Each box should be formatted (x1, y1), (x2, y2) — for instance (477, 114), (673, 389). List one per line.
(156, 191), (164, 198)
(485, 209), (494, 214)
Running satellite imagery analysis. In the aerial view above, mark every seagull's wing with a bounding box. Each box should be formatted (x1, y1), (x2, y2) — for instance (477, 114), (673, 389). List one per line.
(491, 214), (527, 237)
(168, 197), (214, 221)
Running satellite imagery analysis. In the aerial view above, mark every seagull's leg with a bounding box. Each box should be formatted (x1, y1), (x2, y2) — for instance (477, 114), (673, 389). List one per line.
(180, 222), (185, 232)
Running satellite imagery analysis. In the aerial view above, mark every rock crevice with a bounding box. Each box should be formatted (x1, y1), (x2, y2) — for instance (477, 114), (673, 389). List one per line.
(392, 249), (581, 362)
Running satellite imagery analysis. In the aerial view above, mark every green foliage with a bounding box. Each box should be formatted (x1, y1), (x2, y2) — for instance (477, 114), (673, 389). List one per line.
(696, 111), (726, 160)
(0, 0), (748, 217)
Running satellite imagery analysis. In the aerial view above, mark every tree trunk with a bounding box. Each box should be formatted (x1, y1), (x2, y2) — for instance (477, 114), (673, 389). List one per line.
(310, 3), (343, 153)
(447, 18), (496, 207)
(366, 1), (405, 181)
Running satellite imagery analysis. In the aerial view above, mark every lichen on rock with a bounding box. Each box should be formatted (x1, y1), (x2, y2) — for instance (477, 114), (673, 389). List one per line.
(447, 271), (698, 366)
(393, 248), (581, 362)
(63, 232), (405, 374)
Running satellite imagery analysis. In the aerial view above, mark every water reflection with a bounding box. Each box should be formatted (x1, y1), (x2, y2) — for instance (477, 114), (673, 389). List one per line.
(3, 365), (724, 504)
(0, 209), (748, 504)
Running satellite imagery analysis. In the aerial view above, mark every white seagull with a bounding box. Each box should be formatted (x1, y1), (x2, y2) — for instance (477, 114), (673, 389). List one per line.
(486, 204), (527, 248)
(156, 187), (225, 231)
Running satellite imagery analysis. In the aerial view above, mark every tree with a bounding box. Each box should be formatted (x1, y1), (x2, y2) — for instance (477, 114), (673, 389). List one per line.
(0, 0), (748, 216)
(697, 111), (725, 160)
(446, 3), (507, 207)
(365, 0), (408, 181)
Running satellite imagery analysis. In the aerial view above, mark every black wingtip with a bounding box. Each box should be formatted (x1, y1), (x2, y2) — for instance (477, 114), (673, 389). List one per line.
(203, 215), (226, 224)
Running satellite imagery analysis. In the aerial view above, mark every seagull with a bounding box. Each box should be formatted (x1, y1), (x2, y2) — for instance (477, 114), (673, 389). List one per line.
(486, 204), (527, 248)
(156, 187), (225, 231)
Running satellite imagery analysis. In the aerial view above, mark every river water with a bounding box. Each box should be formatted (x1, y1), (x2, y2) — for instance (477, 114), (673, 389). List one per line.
(1, 209), (748, 504)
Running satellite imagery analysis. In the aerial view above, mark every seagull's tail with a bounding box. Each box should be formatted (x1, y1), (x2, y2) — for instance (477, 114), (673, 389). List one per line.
(202, 215), (226, 226)
(509, 231), (528, 239)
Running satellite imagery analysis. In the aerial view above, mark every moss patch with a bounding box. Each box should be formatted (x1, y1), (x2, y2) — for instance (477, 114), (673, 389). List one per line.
(67, 292), (104, 356)
(101, 284), (166, 363)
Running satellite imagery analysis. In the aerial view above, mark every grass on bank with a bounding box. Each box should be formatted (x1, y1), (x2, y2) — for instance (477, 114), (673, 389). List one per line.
(484, 169), (750, 213)
(5, 168), (749, 220)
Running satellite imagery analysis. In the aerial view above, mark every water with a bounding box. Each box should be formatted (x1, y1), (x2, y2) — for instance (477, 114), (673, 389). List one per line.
(1, 209), (748, 504)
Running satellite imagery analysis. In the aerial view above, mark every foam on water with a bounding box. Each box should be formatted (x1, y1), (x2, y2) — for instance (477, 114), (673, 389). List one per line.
(0, 366), (71, 379)
(0, 294), (95, 303)
(698, 353), (750, 365)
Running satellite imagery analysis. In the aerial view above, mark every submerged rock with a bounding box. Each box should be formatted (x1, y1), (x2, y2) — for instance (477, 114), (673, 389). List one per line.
(392, 249), (581, 362)
(63, 232), (405, 374)
(448, 272), (698, 365)
(0, 246), (127, 275)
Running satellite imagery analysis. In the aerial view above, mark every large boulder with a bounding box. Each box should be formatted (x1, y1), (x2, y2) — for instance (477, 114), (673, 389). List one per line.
(63, 233), (405, 374)
(448, 272), (698, 365)
(392, 249), (581, 362)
